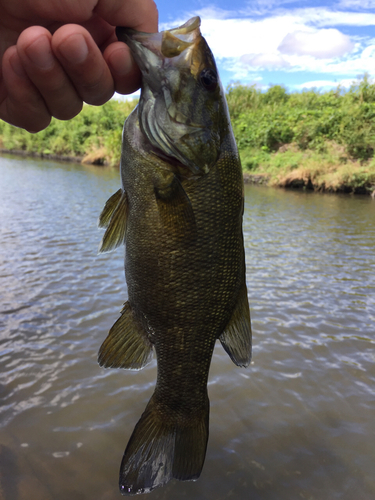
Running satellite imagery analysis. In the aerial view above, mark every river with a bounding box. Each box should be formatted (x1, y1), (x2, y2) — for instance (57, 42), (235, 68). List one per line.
(0, 155), (374, 500)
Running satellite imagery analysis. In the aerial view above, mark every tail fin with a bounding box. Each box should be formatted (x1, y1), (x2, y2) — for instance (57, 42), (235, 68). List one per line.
(119, 394), (209, 495)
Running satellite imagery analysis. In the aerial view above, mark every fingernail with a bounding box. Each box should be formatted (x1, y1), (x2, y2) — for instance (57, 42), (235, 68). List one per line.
(25, 36), (55, 70)
(9, 53), (27, 78)
(59, 34), (89, 65)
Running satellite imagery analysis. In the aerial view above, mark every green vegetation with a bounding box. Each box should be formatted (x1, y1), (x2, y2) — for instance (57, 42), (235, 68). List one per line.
(1, 75), (375, 193)
(0, 99), (137, 166)
(226, 75), (375, 193)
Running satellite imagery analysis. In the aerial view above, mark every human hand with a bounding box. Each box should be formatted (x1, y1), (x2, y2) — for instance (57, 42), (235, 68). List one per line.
(0, 0), (158, 132)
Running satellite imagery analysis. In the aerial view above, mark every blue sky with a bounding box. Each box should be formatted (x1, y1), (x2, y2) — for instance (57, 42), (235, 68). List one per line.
(127, 0), (375, 94)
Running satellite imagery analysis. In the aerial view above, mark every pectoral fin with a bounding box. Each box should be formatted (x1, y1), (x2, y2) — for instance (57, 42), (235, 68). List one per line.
(155, 174), (197, 242)
(98, 302), (153, 370)
(219, 283), (252, 367)
(99, 189), (128, 253)
(98, 189), (122, 228)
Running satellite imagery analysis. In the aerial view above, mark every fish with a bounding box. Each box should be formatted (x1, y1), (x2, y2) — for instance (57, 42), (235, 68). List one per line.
(97, 16), (252, 496)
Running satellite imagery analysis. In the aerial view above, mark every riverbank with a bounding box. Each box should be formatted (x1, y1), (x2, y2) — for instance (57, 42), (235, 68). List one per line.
(0, 148), (84, 164)
(1, 145), (374, 196)
(227, 76), (375, 196)
(242, 142), (375, 195)
(1, 77), (375, 195)
(0, 99), (135, 168)
(2, 141), (374, 196)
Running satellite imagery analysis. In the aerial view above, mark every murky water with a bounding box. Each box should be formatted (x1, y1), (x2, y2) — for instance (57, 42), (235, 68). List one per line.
(0, 155), (374, 500)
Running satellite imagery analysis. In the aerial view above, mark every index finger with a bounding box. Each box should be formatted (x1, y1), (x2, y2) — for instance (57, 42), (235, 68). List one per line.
(95, 0), (158, 95)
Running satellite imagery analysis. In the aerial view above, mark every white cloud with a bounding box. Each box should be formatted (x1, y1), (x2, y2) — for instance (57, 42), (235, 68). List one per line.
(195, 15), (358, 61)
(240, 53), (291, 68)
(159, 5), (375, 87)
(278, 29), (354, 59)
(316, 44), (375, 76)
(292, 78), (360, 90)
(211, 5), (375, 29)
(199, 17), (307, 59)
(281, 8), (375, 28)
(221, 58), (262, 81)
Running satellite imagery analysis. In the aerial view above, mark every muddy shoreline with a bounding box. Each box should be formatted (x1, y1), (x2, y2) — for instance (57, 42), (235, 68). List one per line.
(0, 148), (84, 164)
(242, 171), (375, 195)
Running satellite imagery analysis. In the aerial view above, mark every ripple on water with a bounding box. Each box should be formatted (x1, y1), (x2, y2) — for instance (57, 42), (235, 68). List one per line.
(0, 157), (374, 499)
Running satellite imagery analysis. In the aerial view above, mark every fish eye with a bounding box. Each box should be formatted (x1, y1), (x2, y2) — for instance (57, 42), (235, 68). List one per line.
(199, 68), (218, 91)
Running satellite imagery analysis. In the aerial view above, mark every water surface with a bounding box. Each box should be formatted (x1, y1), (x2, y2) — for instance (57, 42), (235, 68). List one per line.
(0, 155), (374, 500)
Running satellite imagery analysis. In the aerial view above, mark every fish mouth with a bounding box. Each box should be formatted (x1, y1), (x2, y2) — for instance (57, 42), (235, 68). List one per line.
(116, 16), (201, 67)
(116, 17), (205, 127)
(160, 16), (201, 58)
(116, 16), (218, 176)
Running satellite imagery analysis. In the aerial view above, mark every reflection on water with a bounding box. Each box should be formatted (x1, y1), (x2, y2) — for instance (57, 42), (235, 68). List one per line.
(0, 155), (374, 500)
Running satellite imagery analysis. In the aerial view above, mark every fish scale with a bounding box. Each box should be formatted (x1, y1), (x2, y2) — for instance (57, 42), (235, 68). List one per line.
(98, 16), (251, 496)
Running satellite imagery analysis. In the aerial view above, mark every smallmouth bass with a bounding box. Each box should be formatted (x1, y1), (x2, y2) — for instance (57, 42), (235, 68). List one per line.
(98, 16), (252, 496)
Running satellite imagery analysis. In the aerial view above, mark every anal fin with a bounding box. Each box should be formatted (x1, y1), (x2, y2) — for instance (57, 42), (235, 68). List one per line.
(219, 282), (252, 367)
(99, 189), (128, 253)
(98, 302), (153, 370)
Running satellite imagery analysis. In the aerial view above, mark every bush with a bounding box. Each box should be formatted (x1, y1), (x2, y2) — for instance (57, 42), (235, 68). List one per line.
(229, 75), (375, 162)
(0, 99), (137, 161)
